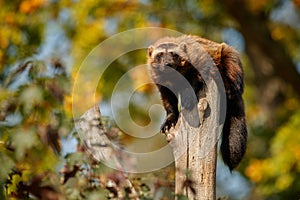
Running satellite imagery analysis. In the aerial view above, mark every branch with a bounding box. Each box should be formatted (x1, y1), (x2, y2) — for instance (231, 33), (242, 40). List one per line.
(75, 105), (139, 200)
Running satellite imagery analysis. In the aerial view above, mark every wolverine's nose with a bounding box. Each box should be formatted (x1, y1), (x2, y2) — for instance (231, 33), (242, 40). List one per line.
(164, 62), (172, 67)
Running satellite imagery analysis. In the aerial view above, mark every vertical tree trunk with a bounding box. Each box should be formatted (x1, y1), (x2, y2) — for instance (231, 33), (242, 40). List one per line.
(168, 79), (222, 200)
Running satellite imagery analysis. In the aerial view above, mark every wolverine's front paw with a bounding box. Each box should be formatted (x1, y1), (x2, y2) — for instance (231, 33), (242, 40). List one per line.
(160, 113), (178, 133)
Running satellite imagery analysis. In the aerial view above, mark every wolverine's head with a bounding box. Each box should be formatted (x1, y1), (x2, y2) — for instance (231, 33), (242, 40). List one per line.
(147, 40), (188, 71)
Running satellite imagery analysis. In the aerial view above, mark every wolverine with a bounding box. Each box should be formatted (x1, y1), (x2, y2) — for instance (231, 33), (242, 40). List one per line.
(147, 35), (247, 170)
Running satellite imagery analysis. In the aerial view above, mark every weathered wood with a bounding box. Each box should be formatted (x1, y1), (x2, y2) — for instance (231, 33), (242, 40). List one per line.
(75, 105), (139, 200)
(168, 78), (222, 200)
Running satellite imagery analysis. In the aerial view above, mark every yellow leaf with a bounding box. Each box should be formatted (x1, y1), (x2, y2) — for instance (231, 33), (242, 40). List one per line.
(245, 159), (263, 182)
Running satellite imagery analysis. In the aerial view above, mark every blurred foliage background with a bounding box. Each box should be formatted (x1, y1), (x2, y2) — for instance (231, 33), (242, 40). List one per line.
(1, 0), (300, 199)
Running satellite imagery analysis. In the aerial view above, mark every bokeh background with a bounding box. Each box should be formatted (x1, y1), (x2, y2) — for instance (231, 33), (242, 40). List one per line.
(1, 0), (300, 199)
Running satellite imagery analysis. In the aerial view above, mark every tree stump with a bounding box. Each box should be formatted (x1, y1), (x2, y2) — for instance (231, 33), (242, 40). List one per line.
(168, 77), (223, 200)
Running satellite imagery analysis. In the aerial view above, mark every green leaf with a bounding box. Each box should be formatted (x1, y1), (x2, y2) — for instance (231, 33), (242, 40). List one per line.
(19, 84), (43, 115)
(84, 191), (106, 200)
(65, 152), (87, 167)
(0, 152), (14, 180)
(176, 194), (189, 200)
(12, 127), (39, 161)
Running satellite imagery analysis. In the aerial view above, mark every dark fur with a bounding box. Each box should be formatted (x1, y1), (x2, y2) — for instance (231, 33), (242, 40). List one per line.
(147, 35), (247, 170)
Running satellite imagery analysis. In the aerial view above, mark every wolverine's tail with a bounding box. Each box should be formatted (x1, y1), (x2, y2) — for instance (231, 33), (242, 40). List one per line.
(220, 93), (247, 170)
(218, 43), (247, 170)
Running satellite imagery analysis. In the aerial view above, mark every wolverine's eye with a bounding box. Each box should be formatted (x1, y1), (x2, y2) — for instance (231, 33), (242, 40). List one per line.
(155, 53), (163, 62)
(171, 53), (180, 61)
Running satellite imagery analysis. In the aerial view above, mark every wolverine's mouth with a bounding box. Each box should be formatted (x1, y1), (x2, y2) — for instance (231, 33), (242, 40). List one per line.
(163, 63), (177, 70)
(159, 64), (165, 71)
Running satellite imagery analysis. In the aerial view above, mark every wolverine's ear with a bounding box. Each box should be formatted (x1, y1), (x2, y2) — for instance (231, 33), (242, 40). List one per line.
(180, 42), (187, 53)
(148, 45), (154, 57)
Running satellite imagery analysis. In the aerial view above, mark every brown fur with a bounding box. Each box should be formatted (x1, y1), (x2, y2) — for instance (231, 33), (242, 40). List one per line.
(147, 35), (247, 170)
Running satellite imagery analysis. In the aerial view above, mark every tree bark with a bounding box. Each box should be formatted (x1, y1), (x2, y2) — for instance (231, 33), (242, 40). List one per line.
(168, 79), (222, 200)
